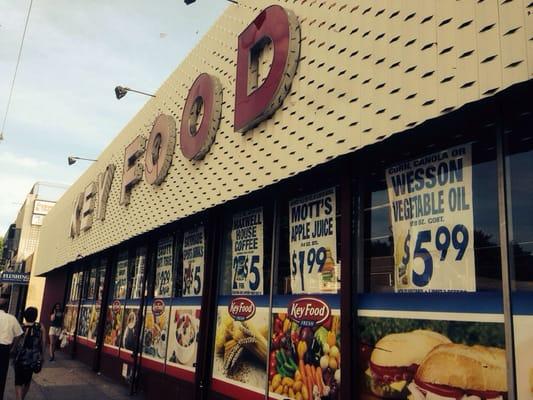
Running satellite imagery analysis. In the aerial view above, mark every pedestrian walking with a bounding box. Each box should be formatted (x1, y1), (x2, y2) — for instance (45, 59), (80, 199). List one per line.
(12, 307), (46, 400)
(0, 298), (23, 400)
(48, 303), (63, 361)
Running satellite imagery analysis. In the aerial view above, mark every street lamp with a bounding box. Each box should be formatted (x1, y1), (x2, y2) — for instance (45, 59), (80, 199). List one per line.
(114, 86), (156, 100)
(68, 156), (97, 166)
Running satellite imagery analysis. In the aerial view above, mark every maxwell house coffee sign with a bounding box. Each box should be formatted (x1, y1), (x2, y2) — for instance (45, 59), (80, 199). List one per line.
(69, 4), (301, 239)
(228, 297), (256, 321)
(288, 297), (330, 327)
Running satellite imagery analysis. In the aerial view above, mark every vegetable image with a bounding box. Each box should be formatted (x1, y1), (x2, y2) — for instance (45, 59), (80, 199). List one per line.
(269, 312), (341, 399)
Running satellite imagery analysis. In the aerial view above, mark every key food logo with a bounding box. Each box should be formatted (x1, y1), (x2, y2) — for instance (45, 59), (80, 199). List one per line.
(288, 297), (330, 327)
(228, 297), (256, 321)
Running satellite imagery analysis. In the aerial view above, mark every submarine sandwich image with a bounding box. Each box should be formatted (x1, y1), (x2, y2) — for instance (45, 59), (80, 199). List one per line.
(366, 330), (451, 398)
(408, 344), (507, 400)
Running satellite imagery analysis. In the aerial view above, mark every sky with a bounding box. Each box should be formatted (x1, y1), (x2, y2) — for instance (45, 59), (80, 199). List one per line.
(0, 0), (228, 235)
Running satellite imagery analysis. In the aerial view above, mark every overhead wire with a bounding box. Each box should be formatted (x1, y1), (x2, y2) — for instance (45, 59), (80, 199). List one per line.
(0, 0), (34, 142)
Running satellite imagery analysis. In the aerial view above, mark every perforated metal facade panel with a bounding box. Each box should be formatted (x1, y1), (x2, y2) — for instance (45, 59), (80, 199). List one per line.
(34, 0), (533, 276)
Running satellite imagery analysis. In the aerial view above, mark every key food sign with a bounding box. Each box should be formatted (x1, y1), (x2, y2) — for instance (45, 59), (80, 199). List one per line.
(69, 5), (300, 238)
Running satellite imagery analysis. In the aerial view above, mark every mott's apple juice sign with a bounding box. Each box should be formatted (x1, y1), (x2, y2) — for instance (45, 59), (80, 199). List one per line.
(288, 297), (330, 327)
(290, 188), (338, 294)
(228, 297), (256, 322)
(69, 4), (301, 239)
(152, 299), (166, 316)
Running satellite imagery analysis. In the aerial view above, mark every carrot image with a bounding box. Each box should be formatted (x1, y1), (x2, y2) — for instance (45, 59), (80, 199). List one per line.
(315, 366), (324, 395)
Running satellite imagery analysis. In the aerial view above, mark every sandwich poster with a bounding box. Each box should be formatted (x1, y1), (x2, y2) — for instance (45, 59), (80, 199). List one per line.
(358, 314), (506, 400)
(385, 144), (475, 292)
(212, 296), (269, 399)
(289, 188), (338, 294)
(182, 226), (205, 297)
(512, 295), (533, 400)
(231, 207), (264, 295)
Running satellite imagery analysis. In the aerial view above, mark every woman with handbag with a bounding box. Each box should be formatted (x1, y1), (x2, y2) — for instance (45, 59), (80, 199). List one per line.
(12, 307), (46, 400)
(48, 303), (63, 361)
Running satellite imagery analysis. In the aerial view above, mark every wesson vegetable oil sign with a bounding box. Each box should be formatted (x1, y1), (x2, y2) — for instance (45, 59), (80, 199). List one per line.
(385, 144), (475, 292)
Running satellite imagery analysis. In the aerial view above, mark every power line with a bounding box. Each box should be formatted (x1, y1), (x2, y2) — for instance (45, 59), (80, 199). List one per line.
(0, 0), (34, 142)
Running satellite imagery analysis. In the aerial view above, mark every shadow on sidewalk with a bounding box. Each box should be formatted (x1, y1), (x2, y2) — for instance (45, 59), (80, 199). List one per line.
(4, 351), (143, 400)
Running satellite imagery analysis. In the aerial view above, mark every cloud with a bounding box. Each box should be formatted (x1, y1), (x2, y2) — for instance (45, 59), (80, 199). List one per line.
(0, 151), (49, 169)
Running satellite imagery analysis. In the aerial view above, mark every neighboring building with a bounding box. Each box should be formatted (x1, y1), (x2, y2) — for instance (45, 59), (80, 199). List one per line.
(33, 2), (532, 400)
(0, 182), (66, 318)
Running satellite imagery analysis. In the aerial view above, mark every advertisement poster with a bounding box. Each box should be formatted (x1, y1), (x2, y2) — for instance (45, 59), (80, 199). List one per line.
(114, 257), (129, 299)
(142, 299), (170, 367)
(87, 304), (100, 342)
(77, 306), (90, 338)
(231, 207), (264, 295)
(167, 304), (201, 379)
(182, 226), (205, 297)
(357, 294), (506, 400)
(269, 295), (341, 400)
(513, 295), (533, 400)
(154, 238), (173, 298)
(103, 301), (123, 348)
(212, 296), (269, 398)
(121, 306), (140, 352)
(289, 188), (338, 294)
(385, 144), (475, 292)
(63, 304), (78, 335)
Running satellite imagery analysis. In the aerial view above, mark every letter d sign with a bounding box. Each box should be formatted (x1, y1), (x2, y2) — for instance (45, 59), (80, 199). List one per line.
(234, 5), (300, 133)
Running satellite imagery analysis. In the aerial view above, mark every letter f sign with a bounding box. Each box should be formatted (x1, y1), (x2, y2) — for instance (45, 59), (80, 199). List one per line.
(234, 5), (300, 133)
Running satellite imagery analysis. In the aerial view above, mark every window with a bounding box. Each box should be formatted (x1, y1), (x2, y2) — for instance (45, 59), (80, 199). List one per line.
(87, 265), (98, 300)
(277, 186), (341, 295)
(182, 226), (205, 297)
(505, 111), (533, 290)
(113, 251), (129, 299)
(131, 247), (147, 299)
(154, 238), (173, 298)
(362, 134), (501, 292)
(96, 259), (107, 302)
(218, 207), (271, 296)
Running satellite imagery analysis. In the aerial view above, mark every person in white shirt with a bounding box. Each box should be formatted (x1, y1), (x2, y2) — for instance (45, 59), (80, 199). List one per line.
(0, 297), (23, 400)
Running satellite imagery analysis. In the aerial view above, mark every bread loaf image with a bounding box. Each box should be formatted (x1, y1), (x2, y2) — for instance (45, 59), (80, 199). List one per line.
(366, 330), (451, 399)
(408, 343), (507, 400)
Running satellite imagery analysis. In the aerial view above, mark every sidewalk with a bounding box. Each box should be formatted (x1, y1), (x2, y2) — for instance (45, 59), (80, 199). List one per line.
(4, 351), (143, 400)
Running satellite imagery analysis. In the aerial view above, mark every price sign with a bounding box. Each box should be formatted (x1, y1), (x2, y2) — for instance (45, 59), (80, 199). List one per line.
(289, 188), (338, 294)
(114, 257), (128, 299)
(154, 238), (173, 297)
(183, 226), (205, 297)
(386, 144), (475, 292)
(231, 208), (264, 295)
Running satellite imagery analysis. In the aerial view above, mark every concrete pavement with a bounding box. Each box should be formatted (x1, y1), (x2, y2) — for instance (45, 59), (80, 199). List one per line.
(3, 351), (143, 400)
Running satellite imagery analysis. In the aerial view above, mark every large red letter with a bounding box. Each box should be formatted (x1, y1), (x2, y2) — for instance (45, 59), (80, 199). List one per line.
(180, 73), (222, 160)
(145, 114), (176, 185)
(234, 5), (300, 133)
(120, 135), (146, 205)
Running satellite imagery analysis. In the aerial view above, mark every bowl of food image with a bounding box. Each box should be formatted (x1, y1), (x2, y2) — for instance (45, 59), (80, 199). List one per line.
(408, 344), (507, 400)
(366, 330), (451, 399)
(174, 313), (197, 364)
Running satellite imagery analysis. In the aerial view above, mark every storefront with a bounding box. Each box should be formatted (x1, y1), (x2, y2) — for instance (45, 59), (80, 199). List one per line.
(33, 1), (532, 399)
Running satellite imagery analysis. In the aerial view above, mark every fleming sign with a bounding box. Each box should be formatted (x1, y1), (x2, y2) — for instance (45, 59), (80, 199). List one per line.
(70, 5), (300, 238)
